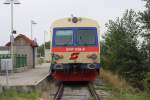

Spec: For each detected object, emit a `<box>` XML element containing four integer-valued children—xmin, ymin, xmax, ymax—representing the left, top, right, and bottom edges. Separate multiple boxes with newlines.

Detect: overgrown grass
<box><xmin>100</xmin><ymin>69</ymin><xmax>150</xmax><ymax>100</ymax></box>
<box><xmin>88</xmin><ymin>97</ymin><xmax>96</xmax><ymax>100</ymax></box>
<box><xmin>0</xmin><ymin>89</ymin><xmax>39</xmax><ymax>100</ymax></box>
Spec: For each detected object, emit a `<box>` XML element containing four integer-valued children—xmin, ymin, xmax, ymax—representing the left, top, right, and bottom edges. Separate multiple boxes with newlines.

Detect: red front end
<box><xmin>52</xmin><ymin>68</ymin><xmax>98</xmax><ymax>81</ymax></box>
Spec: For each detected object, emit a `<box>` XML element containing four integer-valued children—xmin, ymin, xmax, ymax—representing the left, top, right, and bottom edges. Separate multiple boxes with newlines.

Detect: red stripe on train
<box><xmin>51</xmin><ymin>46</ymin><xmax>99</xmax><ymax>52</ymax></box>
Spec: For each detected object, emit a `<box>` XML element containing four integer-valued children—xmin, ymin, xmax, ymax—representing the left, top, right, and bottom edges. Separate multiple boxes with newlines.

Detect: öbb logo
<box><xmin>69</xmin><ymin>53</ymin><xmax>80</xmax><ymax>60</ymax></box>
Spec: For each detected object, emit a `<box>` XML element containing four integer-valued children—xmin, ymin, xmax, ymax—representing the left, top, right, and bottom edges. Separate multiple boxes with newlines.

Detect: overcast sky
<box><xmin>0</xmin><ymin>0</ymin><xmax>145</xmax><ymax>45</ymax></box>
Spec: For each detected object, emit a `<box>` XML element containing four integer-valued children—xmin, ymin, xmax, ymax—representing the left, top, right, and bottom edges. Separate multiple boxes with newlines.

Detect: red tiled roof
<box><xmin>5</xmin><ymin>34</ymin><xmax>38</xmax><ymax>48</ymax></box>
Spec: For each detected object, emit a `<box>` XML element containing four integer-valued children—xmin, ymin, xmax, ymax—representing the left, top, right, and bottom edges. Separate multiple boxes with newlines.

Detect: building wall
<box><xmin>12</xmin><ymin>37</ymin><xmax>35</xmax><ymax>68</ymax></box>
<box><xmin>0</xmin><ymin>46</ymin><xmax>10</xmax><ymax>54</ymax></box>
<box><xmin>0</xmin><ymin>51</ymin><xmax>9</xmax><ymax>54</ymax></box>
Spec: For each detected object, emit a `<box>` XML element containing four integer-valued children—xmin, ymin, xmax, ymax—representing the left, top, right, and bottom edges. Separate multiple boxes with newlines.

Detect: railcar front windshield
<box><xmin>55</xmin><ymin>30</ymin><xmax>73</xmax><ymax>46</ymax></box>
<box><xmin>77</xmin><ymin>29</ymin><xmax>97</xmax><ymax>46</ymax></box>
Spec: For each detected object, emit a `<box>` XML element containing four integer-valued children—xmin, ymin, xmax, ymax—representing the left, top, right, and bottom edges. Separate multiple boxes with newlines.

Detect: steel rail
<box><xmin>88</xmin><ymin>83</ymin><xmax>101</xmax><ymax>100</ymax></box>
<box><xmin>54</xmin><ymin>83</ymin><xmax>64</xmax><ymax>100</ymax></box>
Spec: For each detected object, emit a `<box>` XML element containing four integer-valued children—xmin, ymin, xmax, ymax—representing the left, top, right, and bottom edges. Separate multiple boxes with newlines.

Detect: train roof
<box><xmin>51</xmin><ymin>17</ymin><xmax>100</xmax><ymax>28</ymax></box>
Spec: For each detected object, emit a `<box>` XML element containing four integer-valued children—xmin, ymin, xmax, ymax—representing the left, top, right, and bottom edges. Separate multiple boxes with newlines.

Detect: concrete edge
<box><xmin>1</xmin><ymin>74</ymin><xmax>50</xmax><ymax>93</ymax></box>
<box><xmin>35</xmin><ymin>73</ymin><xmax>49</xmax><ymax>86</ymax></box>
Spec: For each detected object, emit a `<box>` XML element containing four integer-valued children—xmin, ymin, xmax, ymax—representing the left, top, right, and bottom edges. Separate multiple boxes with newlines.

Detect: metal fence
<box><xmin>0</xmin><ymin>54</ymin><xmax>27</xmax><ymax>68</ymax></box>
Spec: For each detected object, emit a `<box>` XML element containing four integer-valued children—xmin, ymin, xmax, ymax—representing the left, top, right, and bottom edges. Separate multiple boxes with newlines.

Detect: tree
<box><xmin>37</xmin><ymin>41</ymin><xmax>50</xmax><ymax>57</ymax></box>
<box><xmin>102</xmin><ymin>9</ymin><xmax>146</xmax><ymax>88</ymax></box>
<box><xmin>139</xmin><ymin>0</ymin><xmax>150</xmax><ymax>67</ymax></box>
<box><xmin>138</xmin><ymin>0</ymin><xmax>150</xmax><ymax>90</ymax></box>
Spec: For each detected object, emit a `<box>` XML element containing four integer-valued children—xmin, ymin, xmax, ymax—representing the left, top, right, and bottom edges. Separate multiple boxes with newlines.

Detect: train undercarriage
<box><xmin>50</xmin><ymin>63</ymin><xmax>100</xmax><ymax>81</ymax></box>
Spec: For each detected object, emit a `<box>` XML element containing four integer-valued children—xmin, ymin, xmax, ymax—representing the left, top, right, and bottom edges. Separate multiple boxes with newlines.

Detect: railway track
<box><xmin>88</xmin><ymin>83</ymin><xmax>101</xmax><ymax>100</ymax></box>
<box><xmin>54</xmin><ymin>83</ymin><xmax>64</xmax><ymax>100</ymax></box>
<box><xmin>53</xmin><ymin>82</ymin><xmax>101</xmax><ymax>100</ymax></box>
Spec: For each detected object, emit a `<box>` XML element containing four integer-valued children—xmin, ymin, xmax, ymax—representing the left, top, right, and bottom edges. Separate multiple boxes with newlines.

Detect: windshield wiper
<box><xmin>78</xmin><ymin>43</ymin><xmax>88</xmax><ymax>46</ymax></box>
<box><xmin>63</xmin><ymin>39</ymin><xmax>72</xmax><ymax>46</ymax></box>
<box><xmin>64</xmin><ymin>43</ymin><xmax>70</xmax><ymax>46</ymax></box>
<box><xmin>83</xmin><ymin>43</ymin><xmax>88</xmax><ymax>46</ymax></box>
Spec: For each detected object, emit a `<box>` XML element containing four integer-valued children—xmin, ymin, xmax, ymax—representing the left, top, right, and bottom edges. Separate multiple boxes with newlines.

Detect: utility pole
<box><xmin>31</xmin><ymin>20</ymin><xmax>37</xmax><ymax>40</ymax></box>
<box><xmin>4</xmin><ymin>0</ymin><xmax>21</xmax><ymax>70</ymax></box>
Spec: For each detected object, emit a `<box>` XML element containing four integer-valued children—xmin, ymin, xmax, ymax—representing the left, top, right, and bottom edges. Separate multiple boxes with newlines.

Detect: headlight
<box><xmin>87</xmin><ymin>64</ymin><xmax>96</xmax><ymax>69</ymax></box>
<box><xmin>72</xmin><ymin>17</ymin><xmax>78</xmax><ymax>23</ymax></box>
<box><xmin>54</xmin><ymin>64</ymin><xmax>63</xmax><ymax>70</ymax></box>
<box><xmin>87</xmin><ymin>54</ymin><xmax>97</xmax><ymax>60</ymax></box>
<box><xmin>52</xmin><ymin>53</ymin><xmax>63</xmax><ymax>60</ymax></box>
